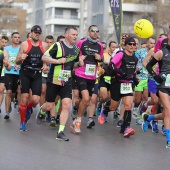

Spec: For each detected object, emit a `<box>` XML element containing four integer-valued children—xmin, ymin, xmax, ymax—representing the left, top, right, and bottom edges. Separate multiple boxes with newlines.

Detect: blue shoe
<box><xmin>141</xmin><ymin>112</ymin><xmax>149</xmax><ymax>132</ymax></box>
<box><xmin>150</xmin><ymin>120</ymin><xmax>159</xmax><ymax>133</ymax></box>
<box><xmin>166</xmin><ymin>141</ymin><xmax>170</xmax><ymax>149</ymax></box>
<box><xmin>20</xmin><ymin>122</ymin><xmax>27</xmax><ymax>131</ymax></box>
<box><xmin>162</xmin><ymin>125</ymin><xmax>166</xmax><ymax>135</ymax></box>
<box><xmin>25</xmin><ymin>108</ymin><xmax>32</xmax><ymax>123</ymax></box>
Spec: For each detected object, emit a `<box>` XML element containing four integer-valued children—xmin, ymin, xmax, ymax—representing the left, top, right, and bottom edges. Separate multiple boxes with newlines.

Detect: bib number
<box><xmin>120</xmin><ymin>83</ymin><xmax>133</xmax><ymax>94</ymax></box>
<box><xmin>85</xmin><ymin>64</ymin><xmax>96</xmax><ymax>76</ymax></box>
<box><xmin>165</xmin><ymin>74</ymin><xmax>170</xmax><ymax>87</ymax></box>
<box><xmin>58</xmin><ymin>70</ymin><xmax>71</xmax><ymax>82</ymax></box>
<box><xmin>9</xmin><ymin>57</ymin><xmax>16</xmax><ymax>66</ymax></box>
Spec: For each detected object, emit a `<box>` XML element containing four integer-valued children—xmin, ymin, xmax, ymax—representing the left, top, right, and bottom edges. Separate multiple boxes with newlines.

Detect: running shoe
<box><xmin>96</xmin><ymin>103</ymin><xmax>102</xmax><ymax>115</ymax></box>
<box><xmin>87</xmin><ymin>118</ymin><xmax>95</xmax><ymax>128</ymax></box>
<box><xmin>25</xmin><ymin>108</ymin><xmax>32</xmax><ymax>123</ymax></box>
<box><xmin>71</xmin><ymin>107</ymin><xmax>78</xmax><ymax>119</ymax></box>
<box><xmin>124</xmin><ymin>127</ymin><xmax>135</xmax><ymax>138</ymax></box>
<box><xmin>135</xmin><ymin>115</ymin><xmax>143</xmax><ymax>125</ymax></box>
<box><xmin>141</xmin><ymin>112</ymin><xmax>149</xmax><ymax>132</ymax></box>
<box><xmin>36</xmin><ymin>109</ymin><xmax>44</xmax><ymax>124</ymax></box>
<box><xmin>4</xmin><ymin>113</ymin><xmax>10</xmax><ymax>120</ymax></box>
<box><xmin>113</xmin><ymin>109</ymin><xmax>119</xmax><ymax>120</ymax></box>
<box><xmin>20</xmin><ymin>122</ymin><xmax>27</xmax><ymax>131</ymax></box>
<box><xmin>162</xmin><ymin>125</ymin><xmax>166</xmax><ymax>135</ymax></box>
<box><xmin>150</xmin><ymin>120</ymin><xmax>159</xmax><ymax>133</ymax></box>
<box><xmin>104</xmin><ymin>117</ymin><xmax>108</xmax><ymax>123</ymax></box>
<box><xmin>56</xmin><ymin>131</ymin><xmax>69</xmax><ymax>141</ymax></box>
<box><xmin>140</xmin><ymin>101</ymin><xmax>147</xmax><ymax>115</ymax></box>
<box><xmin>70</xmin><ymin>119</ymin><xmax>81</xmax><ymax>134</ymax></box>
<box><xmin>0</xmin><ymin>108</ymin><xmax>1</xmax><ymax>113</ymax></box>
<box><xmin>98</xmin><ymin>111</ymin><xmax>106</xmax><ymax>125</ymax></box>
<box><xmin>166</xmin><ymin>141</ymin><xmax>170</xmax><ymax>149</ymax></box>
<box><xmin>45</xmin><ymin>111</ymin><xmax>51</xmax><ymax>123</ymax></box>
<box><xmin>117</xmin><ymin>120</ymin><xmax>124</xmax><ymax>128</ymax></box>
<box><xmin>50</xmin><ymin>117</ymin><xmax>56</xmax><ymax>127</ymax></box>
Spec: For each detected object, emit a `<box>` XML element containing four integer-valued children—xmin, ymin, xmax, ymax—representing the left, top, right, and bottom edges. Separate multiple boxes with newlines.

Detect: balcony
<box><xmin>45</xmin><ymin>15</ymin><xmax>79</xmax><ymax>25</ymax></box>
<box><xmin>45</xmin><ymin>0</ymin><xmax>80</xmax><ymax>9</ymax></box>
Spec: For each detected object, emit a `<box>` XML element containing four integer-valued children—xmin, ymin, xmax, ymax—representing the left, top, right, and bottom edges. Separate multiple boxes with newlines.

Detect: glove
<box><xmin>153</xmin><ymin>75</ymin><xmax>163</xmax><ymax>83</ymax></box>
<box><xmin>133</xmin><ymin>77</ymin><xmax>139</xmax><ymax>86</ymax></box>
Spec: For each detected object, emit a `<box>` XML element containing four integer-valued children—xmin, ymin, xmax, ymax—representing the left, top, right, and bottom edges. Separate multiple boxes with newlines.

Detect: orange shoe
<box><xmin>124</xmin><ymin>127</ymin><xmax>135</xmax><ymax>138</ymax></box>
<box><xmin>70</xmin><ymin>119</ymin><xmax>81</xmax><ymax>134</ymax></box>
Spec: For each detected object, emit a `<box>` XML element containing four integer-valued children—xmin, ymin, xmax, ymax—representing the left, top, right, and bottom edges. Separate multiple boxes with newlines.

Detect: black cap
<box><xmin>124</xmin><ymin>37</ymin><xmax>136</xmax><ymax>45</ymax></box>
<box><xmin>31</xmin><ymin>25</ymin><xmax>42</xmax><ymax>34</ymax></box>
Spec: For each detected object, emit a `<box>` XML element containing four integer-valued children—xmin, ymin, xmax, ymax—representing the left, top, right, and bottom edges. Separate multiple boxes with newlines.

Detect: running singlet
<box><xmin>44</xmin><ymin>41</ymin><xmax>79</xmax><ymax>85</ymax></box>
<box><xmin>21</xmin><ymin>39</ymin><xmax>44</xmax><ymax>71</ymax></box>
<box><xmin>157</xmin><ymin>47</ymin><xmax>170</xmax><ymax>88</ymax></box>
<box><xmin>4</xmin><ymin>45</ymin><xmax>20</xmax><ymax>75</ymax></box>
<box><xmin>75</xmin><ymin>38</ymin><xmax>104</xmax><ymax>80</ymax></box>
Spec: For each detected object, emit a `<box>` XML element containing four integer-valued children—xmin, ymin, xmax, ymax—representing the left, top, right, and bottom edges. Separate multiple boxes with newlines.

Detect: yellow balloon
<box><xmin>134</xmin><ymin>19</ymin><xmax>154</xmax><ymax>38</ymax></box>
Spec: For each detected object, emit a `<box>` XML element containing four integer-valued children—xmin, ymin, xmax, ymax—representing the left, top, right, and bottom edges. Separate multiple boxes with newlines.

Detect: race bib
<box><xmin>165</xmin><ymin>74</ymin><xmax>170</xmax><ymax>87</ymax></box>
<box><xmin>120</xmin><ymin>83</ymin><xmax>133</xmax><ymax>94</ymax></box>
<box><xmin>85</xmin><ymin>64</ymin><xmax>96</xmax><ymax>76</ymax></box>
<box><xmin>104</xmin><ymin>76</ymin><xmax>111</xmax><ymax>84</ymax></box>
<box><xmin>9</xmin><ymin>57</ymin><xmax>16</xmax><ymax>66</ymax></box>
<box><xmin>58</xmin><ymin>70</ymin><xmax>71</xmax><ymax>82</ymax></box>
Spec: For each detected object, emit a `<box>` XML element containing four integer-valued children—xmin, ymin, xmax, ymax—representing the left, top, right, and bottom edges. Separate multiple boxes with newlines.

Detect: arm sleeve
<box><xmin>146</xmin><ymin>57</ymin><xmax>158</xmax><ymax>76</ymax></box>
<box><xmin>154</xmin><ymin>38</ymin><xmax>164</xmax><ymax>53</ymax></box>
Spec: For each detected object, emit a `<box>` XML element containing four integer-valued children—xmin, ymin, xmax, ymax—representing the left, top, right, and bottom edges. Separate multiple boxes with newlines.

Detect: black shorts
<box><xmin>110</xmin><ymin>81</ymin><xmax>133</xmax><ymax>101</ymax></box>
<box><xmin>0</xmin><ymin>76</ymin><xmax>5</xmax><ymax>83</ymax></box>
<box><xmin>46</xmin><ymin>82</ymin><xmax>72</xmax><ymax>102</ymax></box>
<box><xmin>158</xmin><ymin>88</ymin><xmax>170</xmax><ymax>97</ymax></box>
<box><xmin>99</xmin><ymin>75</ymin><xmax>111</xmax><ymax>91</ymax></box>
<box><xmin>93</xmin><ymin>83</ymin><xmax>99</xmax><ymax>95</ymax></box>
<box><xmin>72</xmin><ymin>73</ymin><xmax>78</xmax><ymax>90</ymax></box>
<box><xmin>20</xmin><ymin>70</ymin><xmax>42</xmax><ymax>96</ymax></box>
<box><xmin>75</xmin><ymin>75</ymin><xmax>95</xmax><ymax>98</ymax></box>
<box><xmin>5</xmin><ymin>74</ymin><xmax>19</xmax><ymax>93</ymax></box>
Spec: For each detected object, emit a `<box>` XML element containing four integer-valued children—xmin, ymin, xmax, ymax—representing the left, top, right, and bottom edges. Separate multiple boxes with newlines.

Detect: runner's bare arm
<box><xmin>15</xmin><ymin>41</ymin><xmax>28</xmax><ymax>65</ymax></box>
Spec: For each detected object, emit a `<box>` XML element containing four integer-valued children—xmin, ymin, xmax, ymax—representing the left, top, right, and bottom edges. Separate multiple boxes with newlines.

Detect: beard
<box><xmin>32</xmin><ymin>37</ymin><xmax>39</xmax><ymax>43</ymax></box>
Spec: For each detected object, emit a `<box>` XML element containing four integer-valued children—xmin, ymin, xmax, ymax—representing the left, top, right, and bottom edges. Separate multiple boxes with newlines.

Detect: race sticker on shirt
<box><xmin>165</xmin><ymin>74</ymin><xmax>170</xmax><ymax>87</ymax></box>
<box><xmin>9</xmin><ymin>57</ymin><xmax>16</xmax><ymax>66</ymax></box>
<box><xmin>58</xmin><ymin>70</ymin><xmax>71</xmax><ymax>82</ymax></box>
<box><xmin>120</xmin><ymin>83</ymin><xmax>133</xmax><ymax>94</ymax></box>
<box><xmin>85</xmin><ymin>64</ymin><xmax>96</xmax><ymax>76</ymax></box>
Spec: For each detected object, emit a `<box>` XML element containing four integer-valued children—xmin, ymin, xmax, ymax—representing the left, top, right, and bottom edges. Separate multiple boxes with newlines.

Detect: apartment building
<box><xmin>0</xmin><ymin>0</ymin><xmax>28</xmax><ymax>40</ymax></box>
<box><xmin>27</xmin><ymin>0</ymin><xmax>80</xmax><ymax>39</ymax></box>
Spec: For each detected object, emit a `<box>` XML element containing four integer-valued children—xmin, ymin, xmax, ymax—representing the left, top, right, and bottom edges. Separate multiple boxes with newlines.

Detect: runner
<box><xmin>16</xmin><ymin>25</ymin><xmax>48</xmax><ymax>131</ymax></box>
<box><xmin>70</xmin><ymin>25</ymin><xmax>104</xmax><ymax>134</ymax></box>
<box><xmin>3</xmin><ymin>32</ymin><xmax>20</xmax><ymax>120</ymax></box>
<box><xmin>36</xmin><ymin>26</ymin><xmax>79</xmax><ymax>141</ymax></box>
<box><xmin>99</xmin><ymin>37</ymin><xmax>138</xmax><ymax>138</ymax></box>
<box><xmin>144</xmin><ymin>31</ymin><xmax>170</xmax><ymax>148</ymax></box>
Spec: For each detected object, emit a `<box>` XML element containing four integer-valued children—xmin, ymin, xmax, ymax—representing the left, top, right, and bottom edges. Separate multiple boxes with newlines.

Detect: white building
<box><xmin>27</xmin><ymin>0</ymin><xmax>80</xmax><ymax>39</ymax></box>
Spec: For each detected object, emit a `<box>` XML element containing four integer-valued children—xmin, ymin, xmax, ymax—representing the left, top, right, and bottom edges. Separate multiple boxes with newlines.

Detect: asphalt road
<box><xmin>0</xmin><ymin>102</ymin><xmax>170</xmax><ymax>170</ymax></box>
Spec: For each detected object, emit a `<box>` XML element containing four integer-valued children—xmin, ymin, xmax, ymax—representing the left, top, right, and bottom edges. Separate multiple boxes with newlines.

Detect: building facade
<box><xmin>0</xmin><ymin>0</ymin><xmax>28</xmax><ymax>40</ymax></box>
<box><xmin>27</xmin><ymin>0</ymin><xmax>80</xmax><ymax>40</ymax></box>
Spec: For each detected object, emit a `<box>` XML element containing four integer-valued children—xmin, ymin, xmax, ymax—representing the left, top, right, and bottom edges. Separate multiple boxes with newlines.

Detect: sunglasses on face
<box><xmin>128</xmin><ymin>42</ymin><xmax>136</xmax><ymax>46</ymax></box>
<box><xmin>91</xmin><ymin>29</ymin><xmax>99</xmax><ymax>33</ymax></box>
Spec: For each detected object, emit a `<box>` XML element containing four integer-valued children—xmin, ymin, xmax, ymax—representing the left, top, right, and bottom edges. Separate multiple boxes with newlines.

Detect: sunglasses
<box><xmin>91</xmin><ymin>29</ymin><xmax>99</xmax><ymax>33</ymax></box>
<box><xmin>128</xmin><ymin>42</ymin><xmax>136</xmax><ymax>46</ymax></box>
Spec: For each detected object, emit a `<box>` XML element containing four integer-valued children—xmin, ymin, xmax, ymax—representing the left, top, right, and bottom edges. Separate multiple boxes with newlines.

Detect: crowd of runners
<box><xmin>0</xmin><ymin>24</ymin><xmax>170</xmax><ymax>149</ymax></box>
